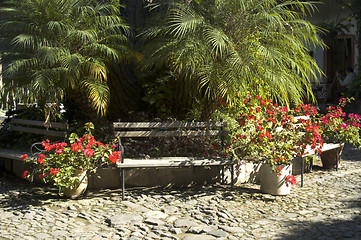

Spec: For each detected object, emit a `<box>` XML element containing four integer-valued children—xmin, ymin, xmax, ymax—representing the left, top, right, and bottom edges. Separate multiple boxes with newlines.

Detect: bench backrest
<box><xmin>10</xmin><ymin>118</ymin><xmax>68</xmax><ymax>138</ymax></box>
<box><xmin>113</xmin><ymin>122</ymin><xmax>228</xmax><ymax>138</ymax></box>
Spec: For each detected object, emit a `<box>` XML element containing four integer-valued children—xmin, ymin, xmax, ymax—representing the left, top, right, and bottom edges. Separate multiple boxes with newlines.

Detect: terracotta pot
<box><xmin>260</xmin><ymin>164</ymin><xmax>292</xmax><ymax>196</ymax></box>
<box><xmin>61</xmin><ymin>169</ymin><xmax>88</xmax><ymax>198</ymax></box>
<box><xmin>320</xmin><ymin>145</ymin><xmax>344</xmax><ymax>169</ymax></box>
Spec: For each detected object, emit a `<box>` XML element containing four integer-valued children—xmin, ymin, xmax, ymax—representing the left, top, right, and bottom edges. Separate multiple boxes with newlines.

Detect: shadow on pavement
<box><xmin>279</xmin><ymin>215</ymin><xmax>361</xmax><ymax>239</ymax></box>
<box><xmin>279</xmin><ymin>197</ymin><xmax>361</xmax><ymax>239</ymax></box>
<box><xmin>0</xmin><ymin>174</ymin><xmax>61</xmax><ymax>210</ymax></box>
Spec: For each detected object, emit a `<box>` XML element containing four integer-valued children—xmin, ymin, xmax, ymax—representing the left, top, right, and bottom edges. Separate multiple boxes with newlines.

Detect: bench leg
<box><xmin>231</xmin><ymin>164</ymin><xmax>234</xmax><ymax>189</ymax></box>
<box><xmin>336</xmin><ymin>148</ymin><xmax>340</xmax><ymax>171</ymax></box>
<box><xmin>221</xmin><ymin>166</ymin><xmax>224</xmax><ymax>184</ymax></box>
<box><xmin>121</xmin><ymin>169</ymin><xmax>125</xmax><ymax>200</ymax></box>
<box><xmin>301</xmin><ymin>157</ymin><xmax>304</xmax><ymax>187</ymax></box>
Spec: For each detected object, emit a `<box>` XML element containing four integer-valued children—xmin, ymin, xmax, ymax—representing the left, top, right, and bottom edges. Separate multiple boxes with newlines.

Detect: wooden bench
<box><xmin>300</xmin><ymin>142</ymin><xmax>343</xmax><ymax>187</ymax></box>
<box><xmin>0</xmin><ymin>118</ymin><xmax>68</xmax><ymax>175</ymax></box>
<box><xmin>292</xmin><ymin>116</ymin><xmax>344</xmax><ymax>186</ymax></box>
<box><xmin>113</xmin><ymin>121</ymin><xmax>235</xmax><ymax>199</ymax></box>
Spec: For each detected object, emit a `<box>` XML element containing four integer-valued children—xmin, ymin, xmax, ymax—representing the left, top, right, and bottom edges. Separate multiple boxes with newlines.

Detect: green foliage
<box><xmin>319</xmin><ymin>97</ymin><xmax>361</xmax><ymax>148</ymax></box>
<box><xmin>0</xmin><ymin>0</ymin><xmax>131</xmax><ymax>116</ymax></box>
<box><xmin>140</xmin><ymin>0</ymin><xmax>324</xmax><ymax>119</ymax></box>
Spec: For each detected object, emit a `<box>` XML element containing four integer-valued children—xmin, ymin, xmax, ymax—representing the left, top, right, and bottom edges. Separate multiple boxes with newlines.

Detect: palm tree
<box><xmin>140</xmin><ymin>0</ymin><xmax>324</xmax><ymax>119</ymax></box>
<box><xmin>0</xmin><ymin>0</ymin><xmax>131</xmax><ymax>117</ymax></box>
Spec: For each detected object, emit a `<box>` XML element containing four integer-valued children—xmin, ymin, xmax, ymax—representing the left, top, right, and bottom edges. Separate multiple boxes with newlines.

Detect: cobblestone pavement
<box><xmin>1</xmin><ymin>144</ymin><xmax>361</xmax><ymax>240</ymax></box>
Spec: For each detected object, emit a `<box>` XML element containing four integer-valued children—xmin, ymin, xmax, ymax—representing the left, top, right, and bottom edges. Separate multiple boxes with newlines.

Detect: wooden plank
<box><xmin>115</xmin><ymin>130</ymin><xmax>228</xmax><ymax>138</ymax></box>
<box><xmin>302</xmin><ymin>142</ymin><xmax>343</xmax><ymax>157</ymax></box>
<box><xmin>11</xmin><ymin>118</ymin><xmax>68</xmax><ymax>129</ymax></box>
<box><xmin>116</xmin><ymin>157</ymin><xmax>235</xmax><ymax>168</ymax></box>
<box><xmin>321</xmin><ymin>143</ymin><xmax>343</xmax><ymax>152</ymax></box>
<box><xmin>0</xmin><ymin>148</ymin><xmax>25</xmax><ymax>161</ymax></box>
<box><xmin>10</xmin><ymin>126</ymin><xmax>67</xmax><ymax>137</ymax></box>
<box><xmin>113</xmin><ymin>122</ymin><xmax>227</xmax><ymax>129</ymax></box>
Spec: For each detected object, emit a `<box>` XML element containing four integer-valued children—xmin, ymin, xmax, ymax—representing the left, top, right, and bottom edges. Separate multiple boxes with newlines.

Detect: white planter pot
<box><xmin>260</xmin><ymin>164</ymin><xmax>292</xmax><ymax>195</ymax></box>
<box><xmin>61</xmin><ymin>169</ymin><xmax>88</xmax><ymax>199</ymax></box>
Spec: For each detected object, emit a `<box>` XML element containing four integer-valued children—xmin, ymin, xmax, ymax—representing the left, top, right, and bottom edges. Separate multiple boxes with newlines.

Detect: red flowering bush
<box><xmin>21</xmin><ymin>122</ymin><xmax>121</xmax><ymax>190</ymax></box>
<box><xmin>221</xmin><ymin>94</ymin><xmax>323</xmax><ymax>172</ymax></box>
<box><xmin>285</xmin><ymin>175</ymin><xmax>297</xmax><ymax>187</ymax></box>
<box><xmin>319</xmin><ymin>97</ymin><xmax>361</xmax><ymax>148</ymax></box>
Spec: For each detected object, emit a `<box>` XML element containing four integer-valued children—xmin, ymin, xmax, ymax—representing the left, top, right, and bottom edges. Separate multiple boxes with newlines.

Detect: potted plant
<box><xmin>21</xmin><ymin>122</ymin><xmax>121</xmax><ymax>198</ymax></box>
<box><xmin>223</xmin><ymin>94</ymin><xmax>323</xmax><ymax>195</ymax></box>
<box><xmin>318</xmin><ymin>97</ymin><xmax>361</xmax><ymax>168</ymax></box>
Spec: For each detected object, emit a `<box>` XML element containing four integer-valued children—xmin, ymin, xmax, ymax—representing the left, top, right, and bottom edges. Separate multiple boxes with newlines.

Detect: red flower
<box><xmin>84</xmin><ymin>148</ymin><xmax>94</xmax><ymax>157</ymax></box>
<box><xmin>22</xmin><ymin>170</ymin><xmax>29</xmax><ymax>179</ymax></box>
<box><xmin>285</xmin><ymin>175</ymin><xmax>297</xmax><ymax>186</ymax></box>
<box><xmin>50</xmin><ymin>168</ymin><xmax>60</xmax><ymax>175</ymax></box>
<box><xmin>265</xmin><ymin>131</ymin><xmax>272</xmax><ymax>140</ymax></box>
<box><xmin>38</xmin><ymin>173</ymin><xmax>46</xmax><ymax>180</ymax></box>
<box><xmin>71</xmin><ymin>143</ymin><xmax>81</xmax><ymax>153</ymax></box>
<box><xmin>37</xmin><ymin>154</ymin><xmax>45</xmax><ymax>164</ymax></box>
<box><xmin>56</xmin><ymin>149</ymin><xmax>64</xmax><ymax>154</ymax></box>
<box><xmin>21</xmin><ymin>154</ymin><xmax>28</xmax><ymax>161</ymax></box>
<box><xmin>108</xmin><ymin>151</ymin><xmax>121</xmax><ymax>164</ymax></box>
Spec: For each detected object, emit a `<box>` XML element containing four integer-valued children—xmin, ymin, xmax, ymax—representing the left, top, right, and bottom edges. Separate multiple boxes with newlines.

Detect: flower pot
<box><xmin>260</xmin><ymin>164</ymin><xmax>292</xmax><ymax>195</ymax></box>
<box><xmin>320</xmin><ymin>144</ymin><xmax>344</xmax><ymax>169</ymax></box>
<box><xmin>61</xmin><ymin>170</ymin><xmax>88</xmax><ymax>199</ymax></box>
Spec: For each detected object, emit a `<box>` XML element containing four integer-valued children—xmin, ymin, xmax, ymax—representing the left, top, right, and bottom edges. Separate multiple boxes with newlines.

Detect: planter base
<box><xmin>260</xmin><ymin>164</ymin><xmax>292</xmax><ymax>196</ymax></box>
<box><xmin>320</xmin><ymin>145</ymin><xmax>344</xmax><ymax>169</ymax></box>
<box><xmin>61</xmin><ymin>170</ymin><xmax>88</xmax><ymax>199</ymax></box>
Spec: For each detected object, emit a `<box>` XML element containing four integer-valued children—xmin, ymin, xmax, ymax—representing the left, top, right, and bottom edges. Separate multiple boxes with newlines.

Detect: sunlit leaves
<box><xmin>0</xmin><ymin>0</ymin><xmax>131</xmax><ymax>115</ymax></box>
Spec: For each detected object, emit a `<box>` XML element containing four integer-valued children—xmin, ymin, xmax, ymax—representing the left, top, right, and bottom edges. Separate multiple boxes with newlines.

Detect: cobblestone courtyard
<box><xmin>0</xmin><ymin>144</ymin><xmax>361</xmax><ymax>240</ymax></box>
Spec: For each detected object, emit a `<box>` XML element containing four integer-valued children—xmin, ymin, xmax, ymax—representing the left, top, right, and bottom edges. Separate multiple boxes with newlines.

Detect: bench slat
<box><xmin>115</xmin><ymin>130</ymin><xmax>228</xmax><ymax>138</ymax></box>
<box><xmin>11</xmin><ymin>118</ymin><xmax>68</xmax><ymax>129</ymax></box>
<box><xmin>11</xmin><ymin>126</ymin><xmax>67</xmax><ymax>137</ymax></box>
<box><xmin>0</xmin><ymin>148</ymin><xmax>24</xmax><ymax>161</ymax></box>
<box><xmin>302</xmin><ymin>143</ymin><xmax>343</xmax><ymax>157</ymax></box>
<box><xmin>113</xmin><ymin>122</ymin><xmax>227</xmax><ymax>129</ymax></box>
<box><xmin>116</xmin><ymin>157</ymin><xmax>234</xmax><ymax>168</ymax></box>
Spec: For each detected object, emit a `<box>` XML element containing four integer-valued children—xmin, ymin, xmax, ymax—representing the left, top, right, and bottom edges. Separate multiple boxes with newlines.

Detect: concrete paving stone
<box><xmin>219</xmin><ymin>225</ymin><xmax>246</xmax><ymax>233</ymax></box>
<box><xmin>169</xmin><ymin>227</ymin><xmax>183</xmax><ymax>234</ymax></box>
<box><xmin>182</xmin><ymin>234</ymin><xmax>216</xmax><ymax>240</ymax></box>
<box><xmin>207</xmin><ymin>229</ymin><xmax>229</xmax><ymax>237</ymax></box>
<box><xmin>33</xmin><ymin>233</ymin><xmax>51</xmax><ymax>239</ymax></box>
<box><xmin>144</xmin><ymin>217</ymin><xmax>165</xmax><ymax>226</ymax></box>
<box><xmin>144</xmin><ymin>210</ymin><xmax>168</xmax><ymax>219</ymax></box>
<box><xmin>173</xmin><ymin>218</ymin><xmax>199</xmax><ymax>228</ymax></box>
